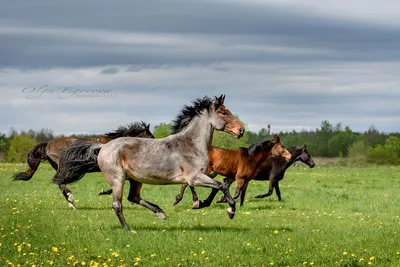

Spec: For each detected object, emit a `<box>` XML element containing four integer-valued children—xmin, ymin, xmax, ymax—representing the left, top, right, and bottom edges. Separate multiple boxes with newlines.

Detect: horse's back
<box><xmin>98</xmin><ymin>137</ymin><xmax>186</xmax><ymax>184</ymax></box>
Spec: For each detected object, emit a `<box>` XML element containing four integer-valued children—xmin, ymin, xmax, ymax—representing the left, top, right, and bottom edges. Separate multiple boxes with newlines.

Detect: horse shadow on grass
<box><xmin>109</xmin><ymin>224</ymin><xmax>247</xmax><ymax>232</ymax></box>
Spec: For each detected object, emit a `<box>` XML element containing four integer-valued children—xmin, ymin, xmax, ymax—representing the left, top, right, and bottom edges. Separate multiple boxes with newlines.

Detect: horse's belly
<box><xmin>127</xmin><ymin>168</ymin><xmax>185</xmax><ymax>185</ymax></box>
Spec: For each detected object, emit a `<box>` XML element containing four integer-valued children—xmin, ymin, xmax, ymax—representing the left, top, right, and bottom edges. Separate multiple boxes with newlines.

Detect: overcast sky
<box><xmin>1</xmin><ymin>0</ymin><xmax>399</xmax><ymax>136</ymax></box>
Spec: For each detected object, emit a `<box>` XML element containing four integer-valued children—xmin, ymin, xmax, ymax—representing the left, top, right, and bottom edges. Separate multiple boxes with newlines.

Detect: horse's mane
<box><xmin>103</xmin><ymin>121</ymin><xmax>149</xmax><ymax>138</ymax></box>
<box><xmin>171</xmin><ymin>96</ymin><xmax>213</xmax><ymax>134</ymax></box>
<box><xmin>247</xmin><ymin>139</ymin><xmax>274</xmax><ymax>155</ymax></box>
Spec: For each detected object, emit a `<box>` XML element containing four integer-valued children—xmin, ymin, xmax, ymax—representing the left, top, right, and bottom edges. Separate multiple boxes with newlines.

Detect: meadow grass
<box><xmin>0</xmin><ymin>162</ymin><xmax>399</xmax><ymax>266</ymax></box>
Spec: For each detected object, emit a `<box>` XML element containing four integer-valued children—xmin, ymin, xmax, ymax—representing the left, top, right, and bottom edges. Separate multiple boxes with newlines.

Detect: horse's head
<box><xmin>262</xmin><ymin>134</ymin><xmax>291</xmax><ymax>160</ymax></box>
<box><xmin>211</xmin><ymin>95</ymin><xmax>244</xmax><ymax>139</ymax></box>
<box><xmin>300</xmin><ymin>145</ymin><xmax>315</xmax><ymax>168</ymax></box>
<box><xmin>137</xmin><ymin>122</ymin><xmax>155</xmax><ymax>139</ymax></box>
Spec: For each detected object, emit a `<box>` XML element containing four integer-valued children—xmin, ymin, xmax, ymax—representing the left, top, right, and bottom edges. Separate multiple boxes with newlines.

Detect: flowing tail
<box><xmin>53</xmin><ymin>141</ymin><xmax>102</xmax><ymax>185</ymax></box>
<box><xmin>13</xmin><ymin>142</ymin><xmax>48</xmax><ymax>181</ymax></box>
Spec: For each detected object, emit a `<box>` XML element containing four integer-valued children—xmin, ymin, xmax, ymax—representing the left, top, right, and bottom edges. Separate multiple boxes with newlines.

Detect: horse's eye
<box><xmin>220</xmin><ymin>110</ymin><xmax>227</xmax><ymax>115</ymax></box>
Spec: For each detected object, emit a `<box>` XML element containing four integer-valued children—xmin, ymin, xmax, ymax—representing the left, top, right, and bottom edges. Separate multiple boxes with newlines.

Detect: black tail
<box><xmin>13</xmin><ymin>142</ymin><xmax>48</xmax><ymax>181</ymax></box>
<box><xmin>53</xmin><ymin>141</ymin><xmax>102</xmax><ymax>185</ymax></box>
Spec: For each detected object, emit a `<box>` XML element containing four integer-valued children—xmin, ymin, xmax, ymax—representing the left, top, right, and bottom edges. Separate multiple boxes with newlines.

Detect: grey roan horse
<box><xmin>55</xmin><ymin>95</ymin><xmax>244</xmax><ymax>230</ymax></box>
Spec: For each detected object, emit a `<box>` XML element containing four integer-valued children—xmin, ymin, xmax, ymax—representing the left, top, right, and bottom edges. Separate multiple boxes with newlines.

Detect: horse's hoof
<box><xmin>192</xmin><ymin>200</ymin><xmax>200</xmax><ymax>209</ymax></box>
<box><xmin>68</xmin><ymin>203</ymin><xmax>77</xmax><ymax>210</ymax></box>
<box><xmin>156</xmin><ymin>212</ymin><xmax>167</xmax><ymax>220</ymax></box>
<box><xmin>227</xmin><ymin>207</ymin><xmax>235</xmax><ymax>219</ymax></box>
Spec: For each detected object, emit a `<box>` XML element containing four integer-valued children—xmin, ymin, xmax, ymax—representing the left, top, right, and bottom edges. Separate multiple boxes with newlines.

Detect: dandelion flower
<box><xmin>343</xmin><ymin>252</ymin><xmax>348</xmax><ymax>256</ymax></box>
<box><xmin>52</xmin><ymin>247</ymin><xmax>59</xmax><ymax>253</ymax></box>
<box><xmin>151</xmin><ymin>254</ymin><xmax>157</xmax><ymax>257</ymax></box>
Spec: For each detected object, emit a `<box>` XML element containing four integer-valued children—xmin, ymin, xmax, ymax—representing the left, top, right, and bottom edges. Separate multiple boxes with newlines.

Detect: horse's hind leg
<box><xmin>98</xmin><ymin>188</ymin><xmax>113</xmax><ymax>195</ymax></box>
<box><xmin>58</xmin><ymin>184</ymin><xmax>77</xmax><ymax>210</ymax></box>
<box><xmin>127</xmin><ymin>179</ymin><xmax>167</xmax><ymax>220</ymax></box>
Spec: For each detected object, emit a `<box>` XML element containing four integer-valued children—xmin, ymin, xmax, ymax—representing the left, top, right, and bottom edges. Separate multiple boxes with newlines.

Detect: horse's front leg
<box><xmin>239</xmin><ymin>181</ymin><xmax>249</xmax><ymax>207</ymax></box>
<box><xmin>275</xmin><ymin>182</ymin><xmax>282</xmax><ymax>201</ymax></box>
<box><xmin>216</xmin><ymin>177</ymin><xmax>235</xmax><ymax>203</ymax></box>
<box><xmin>254</xmin><ymin>178</ymin><xmax>275</xmax><ymax>199</ymax></box>
<box><xmin>190</xmin><ymin>173</ymin><xmax>236</xmax><ymax>219</ymax></box>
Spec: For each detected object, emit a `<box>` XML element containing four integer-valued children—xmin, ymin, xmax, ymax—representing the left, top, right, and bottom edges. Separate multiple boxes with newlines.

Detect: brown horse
<box><xmin>173</xmin><ymin>135</ymin><xmax>291</xmax><ymax>207</ymax></box>
<box><xmin>219</xmin><ymin>145</ymin><xmax>315</xmax><ymax>204</ymax></box>
<box><xmin>13</xmin><ymin>121</ymin><xmax>154</xmax><ymax>181</ymax></box>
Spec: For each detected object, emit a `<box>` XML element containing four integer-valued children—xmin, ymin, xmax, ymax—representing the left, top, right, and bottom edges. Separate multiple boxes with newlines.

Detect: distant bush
<box><xmin>339</xmin><ymin>140</ymin><xmax>369</xmax><ymax>166</ymax></box>
<box><xmin>368</xmin><ymin>136</ymin><xmax>400</xmax><ymax>165</ymax></box>
<box><xmin>6</xmin><ymin>135</ymin><xmax>37</xmax><ymax>163</ymax></box>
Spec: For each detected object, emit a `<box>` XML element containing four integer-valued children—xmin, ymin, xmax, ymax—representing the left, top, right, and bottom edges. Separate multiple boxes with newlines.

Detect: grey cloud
<box><xmin>101</xmin><ymin>67</ymin><xmax>119</xmax><ymax>75</ymax></box>
<box><xmin>1</xmin><ymin>1</ymin><xmax>400</xmax><ymax>70</ymax></box>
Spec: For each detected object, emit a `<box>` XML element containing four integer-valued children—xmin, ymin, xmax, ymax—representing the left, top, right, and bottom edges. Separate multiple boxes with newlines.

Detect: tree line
<box><xmin>1</xmin><ymin>119</ymin><xmax>399</xmax><ymax>165</ymax></box>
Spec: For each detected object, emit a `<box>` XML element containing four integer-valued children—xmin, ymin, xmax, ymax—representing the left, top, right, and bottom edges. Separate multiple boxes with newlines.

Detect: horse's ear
<box><xmin>214</xmin><ymin>94</ymin><xmax>225</xmax><ymax>109</ymax></box>
<box><xmin>147</xmin><ymin>123</ymin><xmax>150</xmax><ymax>129</ymax></box>
<box><xmin>220</xmin><ymin>94</ymin><xmax>225</xmax><ymax>105</ymax></box>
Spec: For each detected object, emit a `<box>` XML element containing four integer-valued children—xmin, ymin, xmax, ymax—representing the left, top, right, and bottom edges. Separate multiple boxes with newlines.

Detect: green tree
<box><xmin>0</xmin><ymin>133</ymin><xmax>10</xmax><ymax>153</ymax></box>
<box><xmin>212</xmin><ymin>115</ymin><xmax>249</xmax><ymax>149</ymax></box>
<box><xmin>364</xmin><ymin>124</ymin><xmax>386</xmax><ymax>147</ymax></box>
<box><xmin>6</xmin><ymin>134</ymin><xmax>37</xmax><ymax>163</ymax></box>
<box><xmin>153</xmin><ymin>123</ymin><xmax>172</xmax><ymax>138</ymax></box>
<box><xmin>328</xmin><ymin>127</ymin><xmax>360</xmax><ymax>157</ymax></box>
<box><xmin>368</xmin><ymin>135</ymin><xmax>400</xmax><ymax>165</ymax></box>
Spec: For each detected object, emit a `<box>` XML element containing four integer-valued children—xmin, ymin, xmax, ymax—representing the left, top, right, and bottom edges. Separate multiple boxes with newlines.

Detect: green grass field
<box><xmin>0</xmin><ymin>162</ymin><xmax>399</xmax><ymax>266</ymax></box>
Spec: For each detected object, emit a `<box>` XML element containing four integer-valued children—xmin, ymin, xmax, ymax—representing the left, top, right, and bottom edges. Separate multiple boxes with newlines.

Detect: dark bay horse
<box><xmin>251</xmin><ymin>145</ymin><xmax>315</xmax><ymax>201</ymax></box>
<box><xmin>13</xmin><ymin>121</ymin><xmax>154</xmax><ymax>181</ymax></box>
<box><xmin>54</xmin><ymin>95</ymin><xmax>244</xmax><ymax>230</ymax></box>
<box><xmin>173</xmin><ymin>135</ymin><xmax>292</xmax><ymax>207</ymax></box>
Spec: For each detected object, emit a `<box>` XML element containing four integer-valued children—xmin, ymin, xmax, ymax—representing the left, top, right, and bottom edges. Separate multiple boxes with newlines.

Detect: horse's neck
<box><xmin>180</xmin><ymin>115</ymin><xmax>214</xmax><ymax>152</ymax></box>
<box><xmin>284</xmin><ymin>148</ymin><xmax>302</xmax><ymax>170</ymax></box>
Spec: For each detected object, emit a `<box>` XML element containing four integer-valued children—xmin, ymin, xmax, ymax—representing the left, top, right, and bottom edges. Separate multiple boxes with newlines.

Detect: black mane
<box><xmin>247</xmin><ymin>139</ymin><xmax>273</xmax><ymax>155</ymax></box>
<box><xmin>171</xmin><ymin>96</ymin><xmax>213</xmax><ymax>134</ymax></box>
<box><xmin>104</xmin><ymin>121</ymin><xmax>149</xmax><ymax>138</ymax></box>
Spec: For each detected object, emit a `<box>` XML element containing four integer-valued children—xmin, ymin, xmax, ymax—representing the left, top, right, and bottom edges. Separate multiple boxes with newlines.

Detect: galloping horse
<box><xmin>13</xmin><ymin>121</ymin><xmax>154</xmax><ymax>181</ymax></box>
<box><xmin>13</xmin><ymin>122</ymin><xmax>154</xmax><ymax>209</ymax></box>
<box><xmin>218</xmin><ymin>145</ymin><xmax>315</xmax><ymax>204</ymax></box>
<box><xmin>54</xmin><ymin>95</ymin><xmax>244</xmax><ymax>230</ymax></box>
<box><xmin>251</xmin><ymin>145</ymin><xmax>315</xmax><ymax>201</ymax></box>
<box><xmin>173</xmin><ymin>135</ymin><xmax>292</xmax><ymax>207</ymax></box>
